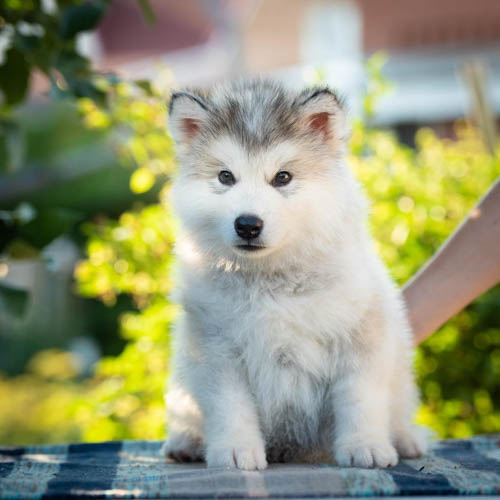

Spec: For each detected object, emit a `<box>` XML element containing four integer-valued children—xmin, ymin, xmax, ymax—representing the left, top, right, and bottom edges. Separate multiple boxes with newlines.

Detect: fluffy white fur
<box><xmin>162</xmin><ymin>80</ymin><xmax>427</xmax><ymax>470</ymax></box>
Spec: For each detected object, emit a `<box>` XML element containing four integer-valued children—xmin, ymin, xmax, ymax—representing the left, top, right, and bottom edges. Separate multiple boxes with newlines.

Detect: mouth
<box><xmin>235</xmin><ymin>244</ymin><xmax>266</xmax><ymax>252</ymax></box>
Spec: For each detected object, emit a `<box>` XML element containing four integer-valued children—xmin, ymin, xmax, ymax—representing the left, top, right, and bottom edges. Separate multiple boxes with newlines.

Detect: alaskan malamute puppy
<box><xmin>162</xmin><ymin>79</ymin><xmax>426</xmax><ymax>470</ymax></box>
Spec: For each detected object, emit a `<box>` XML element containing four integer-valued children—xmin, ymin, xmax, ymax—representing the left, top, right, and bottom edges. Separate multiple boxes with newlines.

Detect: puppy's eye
<box><xmin>218</xmin><ymin>170</ymin><xmax>235</xmax><ymax>186</ymax></box>
<box><xmin>272</xmin><ymin>171</ymin><xmax>292</xmax><ymax>187</ymax></box>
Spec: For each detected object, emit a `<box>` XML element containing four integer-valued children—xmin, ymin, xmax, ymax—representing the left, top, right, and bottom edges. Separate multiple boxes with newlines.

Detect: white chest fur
<box><xmin>181</xmin><ymin>263</ymin><xmax>373</xmax><ymax>438</ymax></box>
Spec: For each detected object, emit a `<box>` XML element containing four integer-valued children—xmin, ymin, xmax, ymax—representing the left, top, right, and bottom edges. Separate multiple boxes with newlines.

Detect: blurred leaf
<box><xmin>56</xmin><ymin>49</ymin><xmax>90</xmax><ymax>76</ymax></box>
<box><xmin>134</xmin><ymin>79</ymin><xmax>154</xmax><ymax>96</ymax></box>
<box><xmin>0</xmin><ymin>47</ymin><xmax>30</xmax><ymax>106</ymax></box>
<box><xmin>66</xmin><ymin>76</ymin><xmax>107</xmax><ymax>106</ymax></box>
<box><xmin>5</xmin><ymin>238</ymin><xmax>40</xmax><ymax>258</ymax></box>
<box><xmin>13</xmin><ymin>32</ymin><xmax>41</xmax><ymax>54</ymax></box>
<box><xmin>12</xmin><ymin>29</ymin><xmax>52</xmax><ymax>75</ymax></box>
<box><xmin>56</xmin><ymin>0</ymin><xmax>78</xmax><ymax>10</ymax></box>
<box><xmin>363</xmin><ymin>52</ymin><xmax>394</xmax><ymax>121</ymax></box>
<box><xmin>59</xmin><ymin>2</ymin><xmax>106</xmax><ymax>39</ymax></box>
<box><xmin>130</xmin><ymin>167</ymin><xmax>155</xmax><ymax>193</ymax></box>
<box><xmin>136</xmin><ymin>0</ymin><xmax>155</xmax><ymax>24</ymax></box>
<box><xmin>0</xmin><ymin>1</ymin><xmax>38</xmax><ymax>23</ymax></box>
<box><xmin>27</xmin><ymin>349</ymin><xmax>78</xmax><ymax>380</ymax></box>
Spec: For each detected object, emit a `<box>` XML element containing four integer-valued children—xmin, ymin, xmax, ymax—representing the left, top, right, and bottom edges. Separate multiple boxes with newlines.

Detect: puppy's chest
<box><xmin>227</xmin><ymin>288</ymin><xmax>346</xmax><ymax>385</ymax></box>
<box><xmin>192</xmin><ymin>269</ymin><xmax>358</xmax><ymax>386</ymax></box>
<box><xmin>237</xmin><ymin>306</ymin><xmax>341</xmax><ymax>438</ymax></box>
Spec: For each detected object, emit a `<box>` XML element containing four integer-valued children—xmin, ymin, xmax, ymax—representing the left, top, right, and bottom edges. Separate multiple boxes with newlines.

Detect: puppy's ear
<box><xmin>297</xmin><ymin>87</ymin><xmax>347</xmax><ymax>145</ymax></box>
<box><xmin>168</xmin><ymin>91</ymin><xmax>211</xmax><ymax>147</ymax></box>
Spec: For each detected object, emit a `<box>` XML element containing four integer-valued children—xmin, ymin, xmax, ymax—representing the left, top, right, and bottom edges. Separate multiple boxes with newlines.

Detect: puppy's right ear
<box><xmin>168</xmin><ymin>91</ymin><xmax>211</xmax><ymax>146</ymax></box>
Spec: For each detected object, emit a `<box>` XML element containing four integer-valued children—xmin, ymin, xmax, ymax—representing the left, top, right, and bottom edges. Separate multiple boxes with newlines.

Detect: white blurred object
<box><xmin>16</xmin><ymin>21</ymin><xmax>45</xmax><ymax>37</ymax></box>
<box><xmin>0</xmin><ymin>25</ymin><xmax>14</xmax><ymax>66</ymax></box>
<box><xmin>0</xmin><ymin>236</ymin><xmax>81</xmax><ymax>339</ymax></box>
<box><xmin>42</xmin><ymin>236</ymin><xmax>80</xmax><ymax>273</ymax></box>
<box><xmin>301</xmin><ymin>0</ymin><xmax>362</xmax><ymax>61</ymax></box>
<box><xmin>41</xmin><ymin>0</ymin><xmax>57</xmax><ymax>15</ymax></box>
<box><xmin>77</xmin><ymin>32</ymin><xmax>103</xmax><ymax>62</ymax></box>
<box><xmin>68</xmin><ymin>336</ymin><xmax>101</xmax><ymax>376</ymax></box>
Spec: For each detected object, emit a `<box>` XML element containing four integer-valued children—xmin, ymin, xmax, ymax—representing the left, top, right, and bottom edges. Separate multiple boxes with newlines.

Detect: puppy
<box><xmin>162</xmin><ymin>79</ymin><xmax>426</xmax><ymax>470</ymax></box>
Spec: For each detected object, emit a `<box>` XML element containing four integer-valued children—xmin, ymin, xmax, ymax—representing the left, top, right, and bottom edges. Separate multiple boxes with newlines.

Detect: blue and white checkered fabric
<box><xmin>0</xmin><ymin>435</ymin><xmax>499</xmax><ymax>498</ymax></box>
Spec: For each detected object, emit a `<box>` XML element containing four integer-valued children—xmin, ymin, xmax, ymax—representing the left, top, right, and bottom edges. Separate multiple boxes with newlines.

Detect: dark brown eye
<box><xmin>272</xmin><ymin>171</ymin><xmax>292</xmax><ymax>187</ymax></box>
<box><xmin>218</xmin><ymin>170</ymin><xmax>235</xmax><ymax>186</ymax></box>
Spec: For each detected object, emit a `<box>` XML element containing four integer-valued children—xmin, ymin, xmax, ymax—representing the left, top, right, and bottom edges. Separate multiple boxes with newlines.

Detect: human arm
<box><xmin>403</xmin><ymin>179</ymin><xmax>500</xmax><ymax>345</ymax></box>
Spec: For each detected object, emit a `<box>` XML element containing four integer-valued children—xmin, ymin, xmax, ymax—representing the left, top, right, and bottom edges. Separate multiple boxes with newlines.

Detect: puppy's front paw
<box><xmin>394</xmin><ymin>427</ymin><xmax>428</xmax><ymax>459</ymax></box>
<box><xmin>206</xmin><ymin>443</ymin><xmax>267</xmax><ymax>470</ymax></box>
<box><xmin>335</xmin><ymin>439</ymin><xmax>398</xmax><ymax>468</ymax></box>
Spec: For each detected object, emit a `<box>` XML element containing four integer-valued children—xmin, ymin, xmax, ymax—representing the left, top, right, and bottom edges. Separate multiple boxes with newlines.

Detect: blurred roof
<box><xmin>80</xmin><ymin>0</ymin><xmax>500</xmax><ymax>125</ymax></box>
<box><xmin>96</xmin><ymin>0</ymin><xmax>213</xmax><ymax>66</ymax></box>
<box><xmin>358</xmin><ymin>0</ymin><xmax>500</xmax><ymax>52</ymax></box>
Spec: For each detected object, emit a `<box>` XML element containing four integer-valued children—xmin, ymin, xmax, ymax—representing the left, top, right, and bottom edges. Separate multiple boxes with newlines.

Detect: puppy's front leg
<box><xmin>332</xmin><ymin>366</ymin><xmax>398</xmax><ymax>468</ymax></box>
<box><xmin>199</xmin><ymin>366</ymin><xmax>267</xmax><ymax>470</ymax></box>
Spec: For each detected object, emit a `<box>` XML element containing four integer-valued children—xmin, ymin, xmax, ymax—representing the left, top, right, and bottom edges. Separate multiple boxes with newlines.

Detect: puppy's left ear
<box><xmin>168</xmin><ymin>90</ymin><xmax>212</xmax><ymax>148</ymax></box>
<box><xmin>297</xmin><ymin>87</ymin><xmax>347</xmax><ymax>146</ymax></box>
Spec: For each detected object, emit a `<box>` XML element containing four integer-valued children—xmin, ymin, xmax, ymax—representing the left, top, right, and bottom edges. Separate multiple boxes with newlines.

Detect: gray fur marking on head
<box><xmin>169</xmin><ymin>78</ymin><xmax>343</xmax><ymax>152</ymax></box>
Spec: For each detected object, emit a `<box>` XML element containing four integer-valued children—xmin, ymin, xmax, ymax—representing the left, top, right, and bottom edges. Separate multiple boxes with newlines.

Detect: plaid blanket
<box><xmin>0</xmin><ymin>435</ymin><xmax>498</xmax><ymax>499</ymax></box>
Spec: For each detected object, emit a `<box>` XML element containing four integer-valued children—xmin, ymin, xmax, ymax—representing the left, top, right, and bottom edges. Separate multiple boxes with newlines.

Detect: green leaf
<box><xmin>134</xmin><ymin>79</ymin><xmax>154</xmax><ymax>96</ymax></box>
<box><xmin>65</xmin><ymin>76</ymin><xmax>107</xmax><ymax>106</ymax></box>
<box><xmin>136</xmin><ymin>0</ymin><xmax>155</xmax><ymax>24</ymax></box>
<box><xmin>56</xmin><ymin>0</ymin><xmax>78</xmax><ymax>9</ymax></box>
<box><xmin>4</xmin><ymin>238</ymin><xmax>40</xmax><ymax>259</ymax></box>
<box><xmin>59</xmin><ymin>1</ymin><xmax>106</xmax><ymax>39</ymax></box>
<box><xmin>13</xmin><ymin>31</ymin><xmax>52</xmax><ymax>74</ymax></box>
<box><xmin>0</xmin><ymin>0</ymin><xmax>38</xmax><ymax>24</ymax></box>
<box><xmin>56</xmin><ymin>49</ymin><xmax>90</xmax><ymax>76</ymax></box>
<box><xmin>0</xmin><ymin>47</ymin><xmax>30</xmax><ymax>107</ymax></box>
<box><xmin>130</xmin><ymin>167</ymin><xmax>155</xmax><ymax>194</ymax></box>
<box><xmin>13</xmin><ymin>32</ymin><xmax>41</xmax><ymax>54</ymax></box>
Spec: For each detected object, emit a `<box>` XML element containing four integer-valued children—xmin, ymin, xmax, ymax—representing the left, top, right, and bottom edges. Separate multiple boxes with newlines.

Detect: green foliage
<box><xmin>59</xmin><ymin>2</ymin><xmax>107</xmax><ymax>40</ymax></box>
<box><xmin>0</xmin><ymin>349</ymin><xmax>81</xmax><ymax>445</ymax></box>
<box><xmin>361</xmin><ymin>52</ymin><xmax>394</xmax><ymax>121</ymax></box>
<box><xmin>0</xmin><ymin>46</ymin><xmax>30</xmax><ymax>107</ymax></box>
<box><xmin>0</xmin><ymin>0</ymin><xmax>108</xmax><ymax>111</ymax></box>
<box><xmin>0</xmin><ymin>0</ymin><xmax>156</xmax><ymax>172</ymax></box>
<box><xmin>0</xmin><ymin>0</ymin><xmax>167</xmax><ymax>329</ymax></box>
<box><xmin>76</xmin><ymin>204</ymin><xmax>176</xmax><ymax>307</ymax></box>
<box><xmin>75</xmin><ymin>299</ymin><xmax>177</xmax><ymax>441</ymax></box>
<box><xmin>76</xmin><ymin>76</ymin><xmax>176</xmax><ymax>194</ymax></box>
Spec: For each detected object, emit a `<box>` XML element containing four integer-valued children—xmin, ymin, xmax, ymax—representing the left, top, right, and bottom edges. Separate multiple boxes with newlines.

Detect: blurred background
<box><xmin>0</xmin><ymin>0</ymin><xmax>498</xmax><ymax>445</ymax></box>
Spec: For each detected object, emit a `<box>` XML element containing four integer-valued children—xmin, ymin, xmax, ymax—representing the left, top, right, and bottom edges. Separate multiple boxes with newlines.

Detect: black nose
<box><xmin>234</xmin><ymin>215</ymin><xmax>263</xmax><ymax>240</ymax></box>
